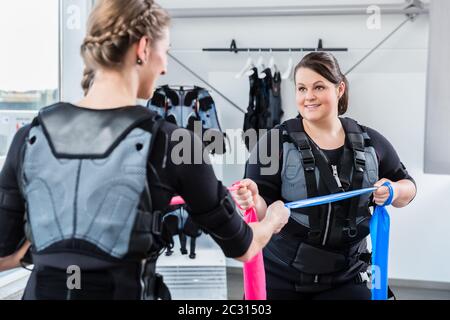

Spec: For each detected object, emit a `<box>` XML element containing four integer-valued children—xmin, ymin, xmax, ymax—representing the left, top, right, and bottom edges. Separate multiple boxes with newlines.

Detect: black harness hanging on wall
<box><xmin>148</xmin><ymin>85</ymin><xmax>227</xmax><ymax>155</ymax></box>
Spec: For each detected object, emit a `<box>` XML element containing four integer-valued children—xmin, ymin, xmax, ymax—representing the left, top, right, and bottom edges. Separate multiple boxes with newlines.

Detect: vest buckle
<box><xmin>152</xmin><ymin>210</ymin><xmax>163</xmax><ymax>236</ymax></box>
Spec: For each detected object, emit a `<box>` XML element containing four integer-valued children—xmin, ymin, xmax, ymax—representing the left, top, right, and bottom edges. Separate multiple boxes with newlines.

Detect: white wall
<box><xmin>158</xmin><ymin>3</ymin><xmax>449</xmax><ymax>284</ymax></box>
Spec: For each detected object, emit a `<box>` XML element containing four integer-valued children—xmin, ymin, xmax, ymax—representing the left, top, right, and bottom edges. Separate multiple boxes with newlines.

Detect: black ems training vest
<box><xmin>18</xmin><ymin>103</ymin><xmax>171</xmax><ymax>300</ymax></box>
<box><xmin>148</xmin><ymin>85</ymin><xmax>226</xmax><ymax>155</ymax></box>
<box><xmin>264</xmin><ymin>117</ymin><xmax>379</xmax><ymax>291</ymax></box>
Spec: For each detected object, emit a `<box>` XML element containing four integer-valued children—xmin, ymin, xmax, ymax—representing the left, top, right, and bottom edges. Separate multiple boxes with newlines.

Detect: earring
<box><xmin>137</xmin><ymin>58</ymin><xmax>143</xmax><ymax>65</ymax></box>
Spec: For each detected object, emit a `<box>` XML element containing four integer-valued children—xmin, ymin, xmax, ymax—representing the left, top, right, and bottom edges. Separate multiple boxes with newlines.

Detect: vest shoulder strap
<box><xmin>184</xmin><ymin>88</ymin><xmax>199</xmax><ymax>107</ymax></box>
<box><xmin>280</xmin><ymin>118</ymin><xmax>323</xmax><ymax>242</ymax></box>
<box><xmin>281</xmin><ymin>119</ymin><xmax>316</xmax><ymax>171</ymax></box>
<box><xmin>339</xmin><ymin>118</ymin><xmax>370</xmax><ymax>238</ymax></box>
<box><xmin>282</xmin><ymin>117</ymin><xmax>304</xmax><ymax>134</ymax></box>
<box><xmin>38</xmin><ymin>103</ymin><xmax>156</xmax><ymax>158</ymax></box>
<box><xmin>150</xmin><ymin>90</ymin><xmax>167</xmax><ymax>109</ymax></box>
<box><xmin>160</xmin><ymin>85</ymin><xmax>180</xmax><ymax>106</ymax></box>
<box><xmin>340</xmin><ymin>117</ymin><xmax>371</xmax><ymax>146</ymax></box>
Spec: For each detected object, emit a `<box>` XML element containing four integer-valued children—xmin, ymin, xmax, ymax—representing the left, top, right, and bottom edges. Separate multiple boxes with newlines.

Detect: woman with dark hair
<box><xmin>234</xmin><ymin>52</ymin><xmax>417</xmax><ymax>300</ymax></box>
<box><xmin>0</xmin><ymin>0</ymin><xmax>289</xmax><ymax>299</ymax></box>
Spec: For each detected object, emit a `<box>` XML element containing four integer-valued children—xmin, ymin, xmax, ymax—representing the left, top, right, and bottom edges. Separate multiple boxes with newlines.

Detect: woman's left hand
<box><xmin>373</xmin><ymin>178</ymin><xmax>397</xmax><ymax>206</ymax></box>
<box><xmin>0</xmin><ymin>241</ymin><xmax>30</xmax><ymax>272</ymax></box>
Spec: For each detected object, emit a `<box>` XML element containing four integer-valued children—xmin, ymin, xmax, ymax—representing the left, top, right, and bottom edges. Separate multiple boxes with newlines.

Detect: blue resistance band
<box><xmin>284</xmin><ymin>187</ymin><xmax>377</xmax><ymax>209</ymax></box>
<box><xmin>284</xmin><ymin>182</ymin><xmax>394</xmax><ymax>300</ymax></box>
<box><xmin>370</xmin><ymin>182</ymin><xmax>394</xmax><ymax>300</ymax></box>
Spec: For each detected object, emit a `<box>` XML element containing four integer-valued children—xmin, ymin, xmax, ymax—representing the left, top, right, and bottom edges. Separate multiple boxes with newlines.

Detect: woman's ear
<box><xmin>136</xmin><ymin>36</ymin><xmax>151</xmax><ymax>64</ymax></box>
<box><xmin>338</xmin><ymin>81</ymin><xmax>346</xmax><ymax>99</ymax></box>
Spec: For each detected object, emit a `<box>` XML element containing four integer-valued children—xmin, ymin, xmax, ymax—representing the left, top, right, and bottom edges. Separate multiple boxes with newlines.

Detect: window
<box><xmin>0</xmin><ymin>0</ymin><xmax>59</xmax><ymax>159</ymax></box>
<box><xmin>0</xmin><ymin>0</ymin><xmax>60</xmax><ymax>297</ymax></box>
<box><xmin>0</xmin><ymin>0</ymin><xmax>59</xmax><ymax>110</ymax></box>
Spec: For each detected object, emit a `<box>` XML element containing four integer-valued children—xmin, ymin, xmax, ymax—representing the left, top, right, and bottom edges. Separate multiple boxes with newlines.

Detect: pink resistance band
<box><xmin>168</xmin><ymin>184</ymin><xmax>267</xmax><ymax>300</ymax></box>
<box><xmin>169</xmin><ymin>185</ymin><xmax>240</xmax><ymax>206</ymax></box>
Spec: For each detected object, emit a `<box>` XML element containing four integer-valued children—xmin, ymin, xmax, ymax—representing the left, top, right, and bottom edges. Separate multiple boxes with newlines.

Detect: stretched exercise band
<box><xmin>168</xmin><ymin>183</ymin><xmax>393</xmax><ymax>301</ymax></box>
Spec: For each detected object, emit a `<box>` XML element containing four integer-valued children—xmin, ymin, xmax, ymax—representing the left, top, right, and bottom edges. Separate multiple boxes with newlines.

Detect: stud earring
<box><xmin>137</xmin><ymin>58</ymin><xmax>143</xmax><ymax>65</ymax></box>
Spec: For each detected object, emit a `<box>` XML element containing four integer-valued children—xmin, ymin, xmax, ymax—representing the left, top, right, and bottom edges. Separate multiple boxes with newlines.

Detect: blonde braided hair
<box><xmin>80</xmin><ymin>0</ymin><xmax>170</xmax><ymax>95</ymax></box>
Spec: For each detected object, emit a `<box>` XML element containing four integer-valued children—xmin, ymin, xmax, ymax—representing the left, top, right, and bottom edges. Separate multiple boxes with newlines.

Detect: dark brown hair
<box><xmin>294</xmin><ymin>52</ymin><xmax>349</xmax><ymax>115</ymax></box>
<box><xmin>80</xmin><ymin>0</ymin><xmax>170</xmax><ymax>95</ymax></box>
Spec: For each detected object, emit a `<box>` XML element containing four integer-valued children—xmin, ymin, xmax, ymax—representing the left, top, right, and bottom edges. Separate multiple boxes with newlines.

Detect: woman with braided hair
<box><xmin>0</xmin><ymin>0</ymin><xmax>289</xmax><ymax>300</ymax></box>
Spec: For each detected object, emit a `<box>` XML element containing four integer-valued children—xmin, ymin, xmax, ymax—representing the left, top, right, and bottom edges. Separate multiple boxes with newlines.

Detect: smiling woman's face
<box><xmin>295</xmin><ymin>67</ymin><xmax>344</xmax><ymax>122</ymax></box>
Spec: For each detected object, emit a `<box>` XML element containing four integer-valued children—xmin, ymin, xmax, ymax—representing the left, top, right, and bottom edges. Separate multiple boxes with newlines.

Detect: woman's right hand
<box><xmin>235</xmin><ymin>200</ymin><xmax>290</xmax><ymax>262</ymax></box>
<box><xmin>232</xmin><ymin>179</ymin><xmax>260</xmax><ymax>210</ymax></box>
<box><xmin>265</xmin><ymin>201</ymin><xmax>290</xmax><ymax>234</ymax></box>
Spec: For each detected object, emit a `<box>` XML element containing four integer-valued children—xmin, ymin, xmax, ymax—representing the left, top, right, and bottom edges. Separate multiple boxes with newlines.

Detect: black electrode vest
<box><xmin>18</xmin><ymin>103</ymin><xmax>171</xmax><ymax>299</ymax></box>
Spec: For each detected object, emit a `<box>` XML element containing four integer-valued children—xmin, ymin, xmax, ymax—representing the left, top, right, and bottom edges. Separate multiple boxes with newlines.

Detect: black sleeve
<box><xmin>0</xmin><ymin>125</ymin><xmax>30</xmax><ymax>257</ymax></box>
<box><xmin>365</xmin><ymin>127</ymin><xmax>416</xmax><ymax>187</ymax></box>
<box><xmin>244</xmin><ymin>128</ymin><xmax>283</xmax><ymax>206</ymax></box>
<box><xmin>148</xmin><ymin>122</ymin><xmax>252</xmax><ymax>258</ymax></box>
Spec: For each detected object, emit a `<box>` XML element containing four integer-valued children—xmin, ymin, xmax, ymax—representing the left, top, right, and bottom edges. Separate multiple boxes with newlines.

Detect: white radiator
<box><xmin>156</xmin><ymin>235</ymin><xmax>228</xmax><ymax>300</ymax></box>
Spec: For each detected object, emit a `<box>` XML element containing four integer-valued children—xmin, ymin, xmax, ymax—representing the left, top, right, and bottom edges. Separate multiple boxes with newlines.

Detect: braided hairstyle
<box><xmin>80</xmin><ymin>0</ymin><xmax>170</xmax><ymax>95</ymax></box>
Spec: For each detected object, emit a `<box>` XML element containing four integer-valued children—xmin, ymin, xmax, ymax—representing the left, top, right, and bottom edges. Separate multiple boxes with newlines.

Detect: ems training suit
<box><xmin>243</xmin><ymin>68</ymin><xmax>284</xmax><ymax>151</ymax></box>
<box><xmin>0</xmin><ymin>103</ymin><xmax>252</xmax><ymax>300</ymax></box>
<box><xmin>245</xmin><ymin>117</ymin><xmax>415</xmax><ymax>300</ymax></box>
<box><xmin>148</xmin><ymin>85</ymin><xmax>226</xmax><ymax>155</ymax></box>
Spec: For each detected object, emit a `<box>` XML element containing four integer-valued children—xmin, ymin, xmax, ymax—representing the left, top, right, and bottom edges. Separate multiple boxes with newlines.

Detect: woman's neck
<box><xmin>302</xmin><ymin>116</ymin><xmax>345</xmax><ymax>150</ymax></box>
<box><xmin>303</xmin><ymin>116</ymin><xmax>341</xmax><ymax>134</ymax></box>
<box><xmin>76</xmin><ymin>68</ymin><xmax>139</xmax><ymax>109</ymax></box>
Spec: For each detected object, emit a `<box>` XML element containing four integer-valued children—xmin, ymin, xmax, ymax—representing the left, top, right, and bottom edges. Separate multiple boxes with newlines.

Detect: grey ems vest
<box><xmin>264</xmin><ymin>117</ymin><xmax>378</xmax><ymax>287</ymax></box>
<box><xmin>148</xmin><ymin>85</ymin><xmax>226</xmax><ymax>155</ymax></box>
<box><xmin>19</xmin><ymin>104</ymin><xmax>166</xmax><ymax>262</ymax></box>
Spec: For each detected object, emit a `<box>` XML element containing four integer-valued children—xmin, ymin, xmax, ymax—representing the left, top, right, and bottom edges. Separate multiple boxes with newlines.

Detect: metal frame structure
<box><xmin>169</xmin><ymin>1</ymin><xmax>428</xmax><ymax>19</ymax></box>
